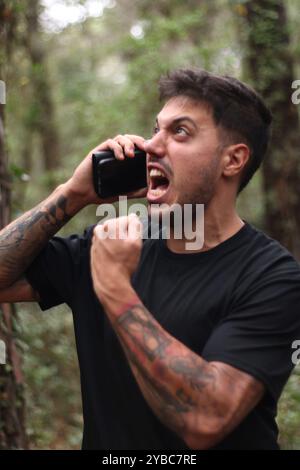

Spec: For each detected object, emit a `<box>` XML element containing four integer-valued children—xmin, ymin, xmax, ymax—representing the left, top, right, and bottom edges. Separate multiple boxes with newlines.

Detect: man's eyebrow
<box><xmin>155</xmin><ymin>116</ymin><xmax>198</xmax><ymax>130</ymax></box>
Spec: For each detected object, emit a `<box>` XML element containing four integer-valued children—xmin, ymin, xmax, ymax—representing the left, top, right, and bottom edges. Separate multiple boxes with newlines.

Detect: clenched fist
<box><xmin>90</xmin><ymin>214</ymin><xmax>143</xmax><ymax>312</ymax></box>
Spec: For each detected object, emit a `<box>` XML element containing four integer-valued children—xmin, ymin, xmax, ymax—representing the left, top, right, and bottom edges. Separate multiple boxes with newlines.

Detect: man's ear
<box><xmin>222</xmin><ymin>143</ymin><xmax>250</xmax><ymax>178</ymax></box>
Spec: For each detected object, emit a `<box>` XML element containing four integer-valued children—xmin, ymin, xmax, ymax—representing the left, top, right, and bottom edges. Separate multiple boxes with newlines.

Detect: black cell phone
<box><xmin>92</xmin><ymin>148</ymin><xmax>147</xmax><ymax>198</ymax></box>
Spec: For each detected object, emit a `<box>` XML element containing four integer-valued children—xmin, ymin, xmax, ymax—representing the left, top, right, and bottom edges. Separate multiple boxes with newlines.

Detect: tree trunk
<box><xmin>25</xmin><ymin>0</ymin><xmax>60</xmax><ymax>172</ymax></box>
<box><xmin>0</xmin><ymin>0</ymin><xmax>27</xmax><ymax>449</ymax></box>
<box><xmin>242</xmin><ymin>0</ymin><xmax>300</xmax><ymax>259</ymax></box>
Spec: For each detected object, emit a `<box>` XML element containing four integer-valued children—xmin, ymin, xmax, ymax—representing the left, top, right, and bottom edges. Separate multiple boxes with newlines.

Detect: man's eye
<box><xmin>153</xmin><ymin>126</ymin><xmax>159</xmax><ymax>135</ymax></box>
<box><xmin>175</xmin><ymin>127</ymin><xmax>188</xmax><ymax>135</ymax></box>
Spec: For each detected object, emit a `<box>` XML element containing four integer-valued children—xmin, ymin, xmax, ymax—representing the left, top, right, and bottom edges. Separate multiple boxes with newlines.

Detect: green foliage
<box><xmin>278</xmin><ymin>367</ymin><xmax>300</xmax><ymax>449</ymax></box>
<box><xmin>20</xmin><ymin>303</ymin><xmax>82</xmax><ymax>449</ymax></box>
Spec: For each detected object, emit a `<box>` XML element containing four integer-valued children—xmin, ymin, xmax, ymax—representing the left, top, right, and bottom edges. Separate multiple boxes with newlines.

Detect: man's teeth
<box><xmin>149</xmin><ymin>168</ymin><xmax>166</xmax><ymax>178</ymax></box>
<box><xmin>148</xmin><ymin>168</ymin><xmax>169</xmax><ymax>197</ymax></box>
<box><xmin>149</xmin><ymin>188</ymin><xmax>166</xmax><ymax>196</ymax></box>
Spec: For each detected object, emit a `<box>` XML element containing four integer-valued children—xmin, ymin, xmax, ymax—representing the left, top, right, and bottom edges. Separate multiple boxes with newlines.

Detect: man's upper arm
<box><xmin>23</xmin><ymin>224</ymin><xmax>96</xmax><ymax>311</ymax></box>
<box><xmin>202</xmin><ymin>257</ymin><xmax>300</xmax><ymax>403</ymax></box>
<box><xmin>0</xmin><ymin>225</ymin><xmax>94</xmax><ymax>306</ymax></box>
<box><xmin>0</xmin><ymin>276</ymin><xmax>40</xmax><ymax>303</ymax></box>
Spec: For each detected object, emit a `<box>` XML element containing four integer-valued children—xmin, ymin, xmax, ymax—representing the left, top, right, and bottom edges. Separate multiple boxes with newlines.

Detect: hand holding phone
<box><xmin>92</xmin><ymin>148</ymin><xmax>147</xmax><ymax>199</ymax></box>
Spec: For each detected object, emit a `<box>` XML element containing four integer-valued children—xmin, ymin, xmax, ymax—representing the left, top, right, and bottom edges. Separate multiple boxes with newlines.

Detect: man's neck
<box><xmin>166</xmin><ymin>209</ymin><xmax>245</xmax><ymax>254</ymax></box>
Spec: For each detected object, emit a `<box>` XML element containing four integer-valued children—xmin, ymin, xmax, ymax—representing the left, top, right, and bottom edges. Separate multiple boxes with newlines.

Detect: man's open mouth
<box><xmin>147</xmin><ymin>167</ymin><xmax>170</xmax><ymax>200</ymax></box>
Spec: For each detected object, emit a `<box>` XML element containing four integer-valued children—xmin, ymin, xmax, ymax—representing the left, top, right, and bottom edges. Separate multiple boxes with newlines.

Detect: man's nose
<box><xmin>144</xmin><ymin>132</ymin><xmax>166</xmax><ymax>158</ymax></box>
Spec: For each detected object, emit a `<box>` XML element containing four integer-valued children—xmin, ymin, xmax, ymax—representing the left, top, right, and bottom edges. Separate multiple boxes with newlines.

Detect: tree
<box><xmin>24</xmin><ymin>0</ymin><xmax>61</xmax><ymax>172</ymax></box>
<box><xmin>0</xmin><ymin>0</ymin><xmax>27</xmax><ymax>449</ymax></box>
<box><xmin>235</xmin><ymin>0</ymin><xmax>300</xmax><ymax>258</ymax></box>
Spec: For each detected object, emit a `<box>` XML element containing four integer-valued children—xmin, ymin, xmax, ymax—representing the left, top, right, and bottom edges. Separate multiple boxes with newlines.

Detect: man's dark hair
<box><xmin>158</xmin><ymin>68</ymin><xmax>272</xmax><ymax>193</ymax></box>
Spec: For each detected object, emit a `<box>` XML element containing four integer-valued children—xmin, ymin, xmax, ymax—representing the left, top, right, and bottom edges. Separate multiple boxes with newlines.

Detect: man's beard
<box><xmin>147</xmin><ymin>148</ymin><xmax>221</xmax><ymax>231</ymax></box>
<box><xmin>177</xmin><ymin>166</ymin><xmax>218</xmax><ymax>215</ymax></box>
<box><xmin>146</xmin><ymin>173</ymin><xmax>217</xmax><ymax>229</ymax></box>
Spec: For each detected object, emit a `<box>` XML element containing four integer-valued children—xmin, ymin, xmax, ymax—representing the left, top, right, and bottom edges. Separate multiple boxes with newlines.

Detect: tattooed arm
<box><xmin>0</xmin><ymin>135</ymin><xmax>146</xmax><ymax>297</ymax></box>
<box><xmin>107</xmin><ymin>300</ymin><xmax>264</xmax><ymax>449</ymax></box>
<box><xmin>0</xmin><ymin>182</ymin><xmax>85</xmax><ymax>291</ymax></box>
<box><xmin>91</xmin><ymin>216</ymin><xmax>265</xmax><ymax>450</ymax></box>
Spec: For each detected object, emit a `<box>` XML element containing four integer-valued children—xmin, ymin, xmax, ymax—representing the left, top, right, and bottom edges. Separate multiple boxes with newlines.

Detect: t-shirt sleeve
<box><xmin>24</xmin><ymin>224</ymin><xmax>96</xmax><ymax>311</ymax></box>
<box><xmin>201</xmin><ymin>258</ymin><xmax>300</xmax><ymax>402</ymax></box>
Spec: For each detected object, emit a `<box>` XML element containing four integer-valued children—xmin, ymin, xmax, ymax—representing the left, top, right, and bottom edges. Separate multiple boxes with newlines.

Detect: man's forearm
<box><xmin>0</xmin><ymin>180</ymin><xmax>86</xmax><ymax>288</ymax></box>
<box><xmin>102</xmin><ymin>289</ymin><xmax>225</xmax><ymax>449</ymax></box>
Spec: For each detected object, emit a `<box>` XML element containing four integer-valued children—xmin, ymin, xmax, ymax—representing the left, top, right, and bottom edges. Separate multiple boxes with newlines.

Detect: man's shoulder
<box><xmin>53</xmin><ymin>224</ymin><xmax>97</xmax><ymax>264</ymax></box>
<box><xmin>235</xmin><ymin>222</ymin><xmax>300</xmax><ymax>294</ymax></box>
<box><xmin>246</xmin><ymin>222</ymin><xmax>300</xmax><ymax>270</ymax></box>
<box><xmin>67</xmin><ymin>224</ymin><xmax>97</xmax><ymax>245</ymax></box>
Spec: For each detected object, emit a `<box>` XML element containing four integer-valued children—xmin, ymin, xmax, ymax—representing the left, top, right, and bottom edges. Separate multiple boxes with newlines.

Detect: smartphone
<box><xmin>92</xmin><ymin>148</ymin><xmax>147</xmax><ymax>198</ymax></box>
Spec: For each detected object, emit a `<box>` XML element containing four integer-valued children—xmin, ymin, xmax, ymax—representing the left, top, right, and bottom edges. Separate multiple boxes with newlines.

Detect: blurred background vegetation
<box><xmin>1</xmin><ymin>0</ymin><xmax>300</xmax><ymax>449</ymax></box>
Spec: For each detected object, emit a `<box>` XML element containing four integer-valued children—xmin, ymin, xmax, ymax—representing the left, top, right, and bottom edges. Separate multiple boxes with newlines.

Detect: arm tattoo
<box><xmin>114</xmin><ymin>303</ymin><xmax>216</xmax><ymax>439</ymax></box>
<box><xmin>117</xmin><ymin>305</ymin><xmax>172</xmax><ymax>361</ymax></box>
<box><xmin>0</xmin><ymin>193</ymin><xmax>72</xmax><ymax>285</ymax></box>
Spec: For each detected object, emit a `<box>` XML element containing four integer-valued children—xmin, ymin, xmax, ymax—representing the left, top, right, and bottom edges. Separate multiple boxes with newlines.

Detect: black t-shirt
<box><xmin>25</xmin><ymin>220</ymin><xmax>300</xmax><ymax>450</ymax></box>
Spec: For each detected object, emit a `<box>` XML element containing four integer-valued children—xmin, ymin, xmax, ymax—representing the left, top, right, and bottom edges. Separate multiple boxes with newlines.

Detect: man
<box><xmin>0</xmin><ymin>68</ymin><xmax>300</xmax><ymax>450</ymax></box>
